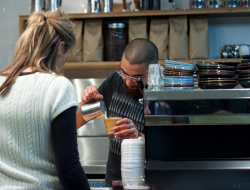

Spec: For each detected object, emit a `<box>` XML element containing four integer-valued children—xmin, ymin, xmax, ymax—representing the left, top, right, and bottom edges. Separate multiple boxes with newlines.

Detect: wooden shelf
<box><xmin>19</xmin><ymin>8</ymin><xmax>250</xmax><ymax>35</ymax></box>
<box><xmin>19</xmin><ymin>7</ymin><xmax>250</xmax><ymax>20</ymax></box>
<box><xmin>63</xmin><ymin>59</ymin><xmax>242</xmax><ymax>70</ymax></box>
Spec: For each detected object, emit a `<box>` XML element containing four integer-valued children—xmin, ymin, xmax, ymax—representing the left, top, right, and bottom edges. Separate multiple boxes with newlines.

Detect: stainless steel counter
<box><xmin>144</xmin><ymin>88</ymin><xmax>250</xmax><ymax>186</ymax></box>
<box><xmin>144</xmin><ymin>88</ymin><xmax>250</xmax><ymax>125</ymax></box>
<box><xmin>144</xmin><ymin>88</ymin><xmax>250</xmax><ymax>100</ymax></box>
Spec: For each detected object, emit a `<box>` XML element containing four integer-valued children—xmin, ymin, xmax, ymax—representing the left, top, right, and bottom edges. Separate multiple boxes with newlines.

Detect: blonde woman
<box><xmin>0</xmin><ymin>11</ymin><xmax>90</xmax><ymax>190</ymax></box>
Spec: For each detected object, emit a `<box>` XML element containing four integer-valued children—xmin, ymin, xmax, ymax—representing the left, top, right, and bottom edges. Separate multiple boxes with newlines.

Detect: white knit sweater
<box><xmin>0</xmin><ymin>72</ymin><xmax>78</xmax><ymax>190</ymax></box>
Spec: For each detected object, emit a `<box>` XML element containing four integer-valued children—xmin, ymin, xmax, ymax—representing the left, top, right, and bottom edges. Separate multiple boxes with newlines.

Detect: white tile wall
<box><xmin>0</xmin><ymin>0</ymin><xmax>249</xmax><ymax>70</ymax></box>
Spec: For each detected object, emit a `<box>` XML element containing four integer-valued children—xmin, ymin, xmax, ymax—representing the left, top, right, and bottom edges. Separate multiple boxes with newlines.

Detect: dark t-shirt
<box><xmin>98</xmin><ymin>72</ymin><xmax>144</xmax><ymax>187</ymax></box>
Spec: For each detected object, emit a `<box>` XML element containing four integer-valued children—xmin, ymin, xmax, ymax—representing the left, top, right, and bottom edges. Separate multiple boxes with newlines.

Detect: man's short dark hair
<box><xmin>123</xmin><ymin>38</ymin><xmax>158</xmax><ymax>66</ymax></box>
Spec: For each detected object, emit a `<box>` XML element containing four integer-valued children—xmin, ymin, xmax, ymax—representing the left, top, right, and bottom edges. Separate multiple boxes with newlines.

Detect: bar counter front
<box><xmin>144</xmin><ymin>89</ymin><xmax>250</xmax><ymax>190</ymax></box>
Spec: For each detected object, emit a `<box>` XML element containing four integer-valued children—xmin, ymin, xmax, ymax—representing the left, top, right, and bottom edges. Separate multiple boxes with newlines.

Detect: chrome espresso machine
<box><xmin>144</xmin><ymin>89</ymin><xmax>250</xmax><ymax>190</ymax></box>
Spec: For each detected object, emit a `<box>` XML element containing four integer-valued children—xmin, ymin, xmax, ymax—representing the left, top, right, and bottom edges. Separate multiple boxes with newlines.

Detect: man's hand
<box><xmin>76</xmin><ymin>85</ymin><xmax>103</xmax><ymax>129</ymax></box>
<box><xmin>113</xmin><ymin>118</ymin><xmax>138</xmax><ymax>139</ymax></box>
<box><xmin>81</xmin><ymin>85</ymin><xmax>103</xmax><ymax>103</ymax></box>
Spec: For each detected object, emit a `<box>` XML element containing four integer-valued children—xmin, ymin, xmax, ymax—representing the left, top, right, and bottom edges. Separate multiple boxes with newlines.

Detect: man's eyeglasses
<box><xmin>116</xmin><ymin>62</ymin><xmax>148</xmax><ymax>82</ymax></box>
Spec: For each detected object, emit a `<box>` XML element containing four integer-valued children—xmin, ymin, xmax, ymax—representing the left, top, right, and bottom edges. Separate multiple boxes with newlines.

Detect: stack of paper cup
<box><xmin>121</xmin><ymin>137</ymin><xmax>146</xmax><ymax>188</ymax></box>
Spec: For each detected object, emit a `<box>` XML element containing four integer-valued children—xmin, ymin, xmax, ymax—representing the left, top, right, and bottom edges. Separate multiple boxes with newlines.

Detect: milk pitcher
<box><xmin>81</xmin><ymin>100</ymin><xmax>107</xmax><ymax>121</ymax></box>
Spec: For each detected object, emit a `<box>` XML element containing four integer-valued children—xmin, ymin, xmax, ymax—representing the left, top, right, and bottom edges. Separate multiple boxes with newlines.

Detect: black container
<box><xmin>150</xmin><ymin>0</ymin><xmax>161</xmax><ymax>10</ymax></box>
<box><xmin>112</xmin><ymin>180</ymin><xmax>123</xmax><ymax>190</ymax></box>
<box><xmin>104</xmin><ymin>23</ymin><xmax>128</xmax><ymax>61</ymax></box>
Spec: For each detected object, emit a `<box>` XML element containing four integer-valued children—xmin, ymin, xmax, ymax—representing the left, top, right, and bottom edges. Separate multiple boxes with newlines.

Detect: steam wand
<box><xmin>136</xmin><ymin>78</ymin><xmax>145</xmax><ymax>104</ymax></box>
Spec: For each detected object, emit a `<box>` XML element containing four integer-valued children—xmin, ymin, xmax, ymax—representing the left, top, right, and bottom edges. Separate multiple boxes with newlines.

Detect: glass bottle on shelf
<box><xmin>198</xmin><ymin>0</ymin><xmax>206</xmax><ymax>8</ymax></box>
<box><xmin>224</xmin><ymin>0</ymin><xmax>229</xmax><ymax>7</ymax></box>
<box><xmin>209</xmin><ymin>0</ymin><xmax>224</xmax><ymax>8</ymax></box>
<box><xmin>206</xmin><ymin>0</ymin><xmax>210</xmax><ymax>8</ymax></box>
<box><xmin>217</xmin><ymin>0</ymin><xmax>224</xmax><ymax>7</ymax></box>
<box><xmin>236</xmin><ymin>0</ymin><xmax>242</xmax><ymax>6</ymax></box>
<box><xmin>190</xmin><ymin>0</ymin><xmax>206</xmax><ymax>9</ymax></box>
<box><xmin>141</xmin><ymin>0</ymin><xmax>150</xmax><ymax>10</ymax></box>
<box><xmin>242</xmin><ymin>0</ymin><xmax>250</xmax><ymax>7</ymax></box>
<box><xmin>150</xmin><ymin>0</ymin><xmax>161</xmax><ymax>10</ymax></box>
<box><xmin>225</xmin><ymin>0</ymin><xmax>241</xmax><ymax>7</ymax></box>
<box><xmin>189</xmin><ymin>0</ymin><xmax>194</xmax><ymax>9</ymax></box>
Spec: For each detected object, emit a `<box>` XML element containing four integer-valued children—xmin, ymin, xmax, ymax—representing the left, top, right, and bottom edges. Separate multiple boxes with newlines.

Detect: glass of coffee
<box><xmin>103</xmin><ymin>117</ymin><xmax>122</xmax><ymax>139</ymax></box>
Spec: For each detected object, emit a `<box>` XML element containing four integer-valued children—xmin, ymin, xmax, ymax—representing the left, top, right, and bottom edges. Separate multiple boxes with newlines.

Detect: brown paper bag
<box><xmin>129</xmin><ymin>18</ymin><xmax>148</xmax><ymax>42</ymax></box>
<box><xmin>67</xmin><ymin>21</ymin><xmax>83</xmax><ymax>62</ymax></box>
<box><xmin>83</xmin><ymin>19</ymin><xmax>103</xmax><ymax>62</ymax></box>
<box><xmin>149</xmin><ymin>18</ymin><xmax>169</xmax><ymax>60</ymax></box>
<box><xmin>189</xmin><ymin>15</ymin><xmax>209</xmax><ymax>60</ymax></box>
<box><xmin>169</xmin><ymin>16</ymin><xmax>188</xmax><ymax>60</ymax></box>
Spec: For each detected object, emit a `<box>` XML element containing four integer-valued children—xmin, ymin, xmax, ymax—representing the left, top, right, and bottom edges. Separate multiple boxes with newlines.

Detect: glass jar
<box><xmin>104</xmin><ymin>23</ymin><xmax>128</xmax><ymax>61</ymax></box>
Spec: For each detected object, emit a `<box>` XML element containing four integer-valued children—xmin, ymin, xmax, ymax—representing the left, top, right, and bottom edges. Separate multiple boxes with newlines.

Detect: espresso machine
<box><xmin>143</xmin><ymin>89</ymin><xmax>250</xmax><ymax>190</ymax></box>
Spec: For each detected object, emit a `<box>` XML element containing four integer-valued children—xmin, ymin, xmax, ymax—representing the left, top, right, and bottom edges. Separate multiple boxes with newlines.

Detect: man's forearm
<box><xmin>76</xmin><ymin>101</ymin><xmax>88</xmax><ymax>128</ymax></box>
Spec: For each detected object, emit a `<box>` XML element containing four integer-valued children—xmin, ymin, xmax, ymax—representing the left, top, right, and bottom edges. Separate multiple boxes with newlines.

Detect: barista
<box><xmin>76</xmin><ymin>38</ymin><xmax>158</xmax><ymax>186</ymax></box>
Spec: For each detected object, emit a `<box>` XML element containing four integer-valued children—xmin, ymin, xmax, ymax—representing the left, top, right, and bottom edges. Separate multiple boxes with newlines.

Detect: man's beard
<box><xmin>124</xmin><ymin>83</ymin><xmax>142</xmax><ymax>97</ymax></box>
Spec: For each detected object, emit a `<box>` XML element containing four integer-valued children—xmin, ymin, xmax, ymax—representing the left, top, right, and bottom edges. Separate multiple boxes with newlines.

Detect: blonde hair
<box><xmin>0</xmin><ymin>11</ymin><xmax>75</xmax><ymax>96</ymax></box>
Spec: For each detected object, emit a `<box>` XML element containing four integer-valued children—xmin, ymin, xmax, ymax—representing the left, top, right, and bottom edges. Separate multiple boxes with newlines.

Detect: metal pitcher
<box><xmin>101</xmin><ymin>0</ymin><xmax>113</xmax><ymax>12</ymax></box>
<box><xmin>81</xmin><ymin>100</ymin><xmax>107</xmax><ymax>121</ymax></box>
<box><xmin>88</xmin><ymin>0</ymin><xmax>101</xmax><ymax>13</ymax></box>
<box><xmin>46</xmin><ymin>0</ymin><xmax>62</xmax><ymax>12</ymax></box>
<box><xmin>31</xmin><ymin>0</ymin><xmax>46</xmax><ymax>13</ymax></box>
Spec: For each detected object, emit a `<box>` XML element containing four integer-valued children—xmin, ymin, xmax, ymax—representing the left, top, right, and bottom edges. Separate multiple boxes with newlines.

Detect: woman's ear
<box><xmin>60</xmin><ymin>41</ymin><xmax>65</xmax><ymax>47</ymax></box>
<box><xmin>58</xmin><ymin>41</ymin><xmax>65</xmax><ymax>57</ymax></box>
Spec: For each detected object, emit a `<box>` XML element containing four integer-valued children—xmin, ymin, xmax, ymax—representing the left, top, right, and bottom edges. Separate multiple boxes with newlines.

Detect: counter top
<box><xmin>81</xmin><ymin>161</ymin><xmax>107</xmax><ymax>174</ymax></box>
